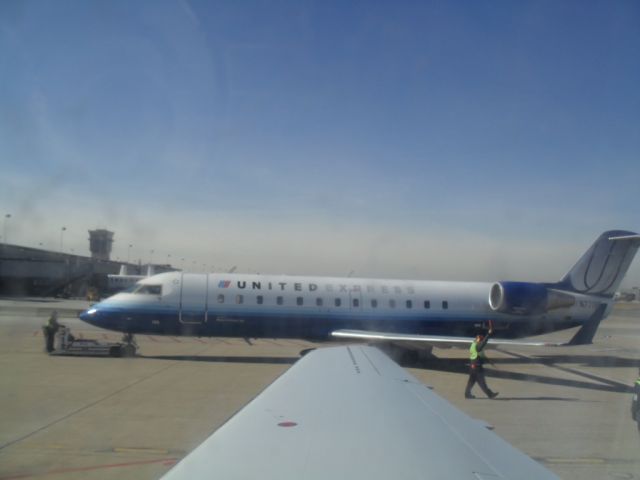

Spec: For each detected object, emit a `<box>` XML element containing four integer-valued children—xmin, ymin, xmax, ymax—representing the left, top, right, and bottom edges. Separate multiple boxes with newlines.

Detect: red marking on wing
<box><xmin>277</xmin><ymin>421</ymin><xmax>298</xmax><ymax>428</ymax></box>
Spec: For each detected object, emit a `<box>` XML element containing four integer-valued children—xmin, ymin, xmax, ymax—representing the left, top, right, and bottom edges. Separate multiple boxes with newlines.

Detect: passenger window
<box><xmin>352</xmin><ymin>298</ymin><xmax>359</xmax><ymax>307</ymax></box>
<box><xmin>277</xmin><ymin>296</ymin><xmax>283</xmax><ymax>305</ymax></box>
<box><xmin>389</xmin><ymin>299</ymin><xmax>396</xmax><ymax>308</ymax></box>
<box><xmin>406</xmin><ymin>300</ymin><xmax>412</xmax><ymax>309</ymax></box>
<box><xmin>335</xmin><ymin>298</ymin><xmax>341</xmax><ymax>307</ymax></box>
<box><xmin>217</xmin><ymin>294</ymin><xmax>224</xmax><ymax>304</ymax></box>
<box><xmin>371</xmin><ymin>299</ymin><xmax>378</xmax><ymax>308</ymax></box>
<box><xmin>236</xmin><ymin>295</ymin><xmax>243</xmax><ymax>305</ymax></box>
<box><xmin>442</xmin><ymin>301</ymin><xmax>448</xmax><ymax>309</ymax></box>
<box><xmin>316</xmin><ymin>298</ymin><xmax>323</xmax><ymax>306</ymax></box>
<box><xmin>257</xmin><ymin>295</ymin><xmax>263</xmax><ymax>305</ymax></box>
<box><xmin>297</xmin><ymin>297</ymin><xmax>303</xmax><ymax>306</ymax></box>
<box><xmin>424</xmin><ymin>300</ymin><xmax>430</xmax><ymax>309</ymax></box>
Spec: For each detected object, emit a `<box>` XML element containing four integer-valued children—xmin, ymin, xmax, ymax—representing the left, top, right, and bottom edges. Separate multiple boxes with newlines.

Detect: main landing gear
<box><xmin>376</xmin><ymin>343</ymin><xmax>435</xmax><ymax>366</ymax></box>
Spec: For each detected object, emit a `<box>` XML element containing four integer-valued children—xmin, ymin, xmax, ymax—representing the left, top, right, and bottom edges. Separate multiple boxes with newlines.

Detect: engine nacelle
<box><xmin>489</xmin><ymin>282</ymin><xmax>575</xmax><ymax>315</ymax></box>
<box><xmin>489</xmin><ymin>282</ymin><xmax>547</xmax><ymax>315</ymax></box>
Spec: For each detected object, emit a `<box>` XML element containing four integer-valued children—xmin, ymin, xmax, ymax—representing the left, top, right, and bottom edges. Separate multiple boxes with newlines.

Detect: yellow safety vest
<box><xmin>469</xmin><ymin>341</ymin><xmax>486</xmax><ymax>361</ymax></box>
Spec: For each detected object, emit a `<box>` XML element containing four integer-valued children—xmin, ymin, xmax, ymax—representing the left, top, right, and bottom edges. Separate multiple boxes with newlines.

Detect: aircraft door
<box><xmin>179</xmin><ymin>273</ymin><xmax>208</xmax><ymax>324</ymax></box>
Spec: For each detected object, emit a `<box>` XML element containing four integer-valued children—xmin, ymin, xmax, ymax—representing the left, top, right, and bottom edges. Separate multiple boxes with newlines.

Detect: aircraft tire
<box><xmin>122</xmin><ymin>344</ymin><xmax>136</xmax><ymax>357</ymax></box>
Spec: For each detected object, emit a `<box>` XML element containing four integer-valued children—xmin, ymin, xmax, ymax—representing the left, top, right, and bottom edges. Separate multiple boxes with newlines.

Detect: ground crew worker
<box><xmin>465</xmin><ymin>327</ymin><xmax>499</xmax><ymax>399</ymax></box>
<box><xmin>42</xmin><ymin>311</ymin><xmax>60</xmax><ymax>353</ymax></box>
<box><xmin>632</xmin><ymin>369</ymin><xmax>640</xmax><ymax>432</ymax></box>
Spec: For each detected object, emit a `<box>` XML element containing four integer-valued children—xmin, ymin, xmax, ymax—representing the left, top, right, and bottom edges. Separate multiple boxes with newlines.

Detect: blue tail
<box><xmin>554</xmin><ymin>230</ymin><xmax>640</xmax><ymax>298</ymax></box>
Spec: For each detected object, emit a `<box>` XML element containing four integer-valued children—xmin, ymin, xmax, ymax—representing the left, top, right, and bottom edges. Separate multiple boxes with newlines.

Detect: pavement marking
<box><xmin>13</xmin><ymin>443</ymin><xmax>185</xmax><ymax>457</ymax></box>
<box><xmin>0</xmin><ymin>361</ymin><xmax>186</xmax><ymax>452</ymax></box>
<box><xmin>536</xmin><ymin>456</ymin><xmax>640</xmax><ymax>466</ymax></box>
<box><xmin>113</xmin><ymin>447</ymin><xmax>170</xmax><ymax>455</ymax></box>
<box><xmin>0</xmin><ymin>457</ymin><xmax>178</xmax><ymax>480</ymax></box>
<box><xmin>20</xmin><ymin>443</ymin><xmax>67</xmax><ymax>451</ymax></box>
<box><xmin>543</xmin><ymin>457</ymin><xmax>606</xmax><ymax>464</ymax></box>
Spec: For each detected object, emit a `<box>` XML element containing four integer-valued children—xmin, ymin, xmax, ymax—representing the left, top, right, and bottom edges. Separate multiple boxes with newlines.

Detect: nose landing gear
<box><xmin>121</xmin><ymin>333</ymin><xmax>138</xmax><ymax>357</ymax></box>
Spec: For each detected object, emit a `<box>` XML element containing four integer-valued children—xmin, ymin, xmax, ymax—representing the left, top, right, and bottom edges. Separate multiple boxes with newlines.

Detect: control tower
<box><xmin>88</xmin><ymin>229</ymin><xmax>114</xmax><ymax>261</ymax></box>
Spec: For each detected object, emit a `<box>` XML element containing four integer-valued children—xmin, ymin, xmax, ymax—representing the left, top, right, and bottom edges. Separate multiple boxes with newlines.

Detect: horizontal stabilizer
<box><xmin>608</xmin><ymin>234</ymin><xmax>640</xmax><ymax>242</ymax></box>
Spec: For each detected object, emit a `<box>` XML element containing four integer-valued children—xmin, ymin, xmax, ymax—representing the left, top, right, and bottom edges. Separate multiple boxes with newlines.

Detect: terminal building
<box><xmin>0</xmin><ymin>229</ymin><xmax>174</xmax><ymax>297</ymax></box>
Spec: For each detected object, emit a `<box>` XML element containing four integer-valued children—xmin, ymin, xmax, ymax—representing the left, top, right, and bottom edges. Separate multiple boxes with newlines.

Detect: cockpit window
<box><xmin>133</xmin><ymin>284</ymin><xmax>162</xmax><ymax>295</ymax></box>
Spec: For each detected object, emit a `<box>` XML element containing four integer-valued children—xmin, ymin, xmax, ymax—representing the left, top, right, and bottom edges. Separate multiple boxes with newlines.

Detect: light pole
<box><xmin>3</xmin><ymin>214</ymin><xmax>11</xmax><ymax>243</ymax></box>
<box><xmin>127</xmin><ymin>244</ymin><xmax>133</xmax><ymax>263</ymax></box>
<box><xmin>60</xmin><ymin>226</ymin><xmax>67</xmax><ymax>252</ymax></box>
<box><xmin>149</xmin><ymin>249</ymin><xmax>154</xmax><ymax>265</ymax></box>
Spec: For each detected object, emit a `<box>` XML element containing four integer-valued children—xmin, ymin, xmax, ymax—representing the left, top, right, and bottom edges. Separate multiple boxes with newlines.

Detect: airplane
<box><xmin>160</xmin><ymin>344</ymin><xmax>560</xmax><ymax>479</ymax></box>
<box><xmin>81</xmin><ymin>232</ymin><xmax>637</xmax><ymax>478</ymax></box>
<box><xmin>79</xmin><ymin>230</ymin><xmax>640</xmax><ymax>356</ymax></box>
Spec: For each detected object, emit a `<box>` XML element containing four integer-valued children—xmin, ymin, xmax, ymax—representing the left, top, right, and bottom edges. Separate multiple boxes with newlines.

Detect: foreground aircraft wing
<box><xmin>162</xmin><ymin>345</ymin><xmax>557</xmax><ymax>479</ymax></box>
<box><xmin>331</xmin><ymin>329</ymin><xmax>561</xmax><ymax>347</ymax></box>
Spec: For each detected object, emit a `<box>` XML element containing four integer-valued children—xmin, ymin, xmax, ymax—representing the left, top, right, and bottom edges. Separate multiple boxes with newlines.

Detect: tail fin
<box><xmin>554</xmin><ymin>230</ymin><xmax>640</xmax><ymax>297</ymax></box>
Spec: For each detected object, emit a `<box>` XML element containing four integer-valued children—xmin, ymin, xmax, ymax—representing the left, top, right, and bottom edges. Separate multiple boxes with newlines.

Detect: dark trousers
<box><xmin>44</xmin><ymin>328</ymin><xmax>54</xmax><ymax>352</ymax></box>
<box><xmin>465</xmin><ymin>365</ymin><xmax>493</xmax><ymax>397</ymax></box>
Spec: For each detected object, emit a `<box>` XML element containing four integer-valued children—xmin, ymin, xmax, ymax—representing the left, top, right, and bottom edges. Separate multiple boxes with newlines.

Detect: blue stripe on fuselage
<box><xmin>80</xmin><ymin>303</ymin><xmax>555</xmax><ymax>340</ymax></box>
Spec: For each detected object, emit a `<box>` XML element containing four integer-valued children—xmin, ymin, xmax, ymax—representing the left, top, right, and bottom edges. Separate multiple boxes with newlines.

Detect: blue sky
<box><xmin>1</xmin><ymin>0</ymin><xmax>639</xmax><ymax>286</ymax></box>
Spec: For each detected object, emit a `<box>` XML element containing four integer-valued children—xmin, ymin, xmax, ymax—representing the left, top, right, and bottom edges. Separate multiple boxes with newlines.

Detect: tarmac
<box><xmin>0</xmin><ymin>298</ymin><xmax>639</xmax><ymax>480</ymax></box>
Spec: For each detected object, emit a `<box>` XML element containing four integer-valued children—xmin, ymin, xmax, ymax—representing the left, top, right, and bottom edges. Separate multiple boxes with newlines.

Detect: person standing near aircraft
<box><xmin>42</xmin><ymin>311</ymin><xmax>60</xmax><ymax>353</ymax></box>
<box><xmin>465</xmin><ymin>327</ymin><xmax>499</xmax><ymax>399</ymax></box>
<box><xmin>632</xmin><ymin>369</ymin><xmax>640</xmax><ymax>432</ymax></box>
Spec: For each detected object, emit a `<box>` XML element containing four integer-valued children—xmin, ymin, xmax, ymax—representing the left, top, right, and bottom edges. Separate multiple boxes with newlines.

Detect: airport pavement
<box><xmin>0</xmin><ymin>298</ymin><xmax>639</xmax><ymax>480</ymax></box>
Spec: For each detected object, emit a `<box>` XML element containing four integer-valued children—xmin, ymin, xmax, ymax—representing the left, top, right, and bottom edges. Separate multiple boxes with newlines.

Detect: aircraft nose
<box><xmin>79</xmin><ymin>306</ymin><xmax>99</xmax><ymax>323</ymax></box>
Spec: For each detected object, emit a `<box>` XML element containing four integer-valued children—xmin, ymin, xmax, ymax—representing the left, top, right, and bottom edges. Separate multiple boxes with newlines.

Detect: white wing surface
<box><xmin>162</xmin><ymin>345</ymin><xmax>557</xmax><ymax>479</ymax></box>
<box><xmin>331</xmin><ymin>329</ymin><xmax>560</xmax><ymax>347</ymax></box>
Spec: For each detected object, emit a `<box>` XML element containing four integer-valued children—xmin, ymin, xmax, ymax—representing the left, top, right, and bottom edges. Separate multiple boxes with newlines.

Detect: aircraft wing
<box><xmin>161</xmin><ymin>345</ymin><xmax>558</xmax><ymax>479</ymax></box>
<box><xmin>331</xmin><ymin>329</ymin><xmax>561</xmax><ymax>347</ymax></box>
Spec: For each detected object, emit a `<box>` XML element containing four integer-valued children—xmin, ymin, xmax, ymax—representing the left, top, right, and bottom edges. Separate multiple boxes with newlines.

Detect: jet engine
<box><xmin>489</xmin><ymin>282</ymin><xmax>575</xmax><ymax>315</ymax></box>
